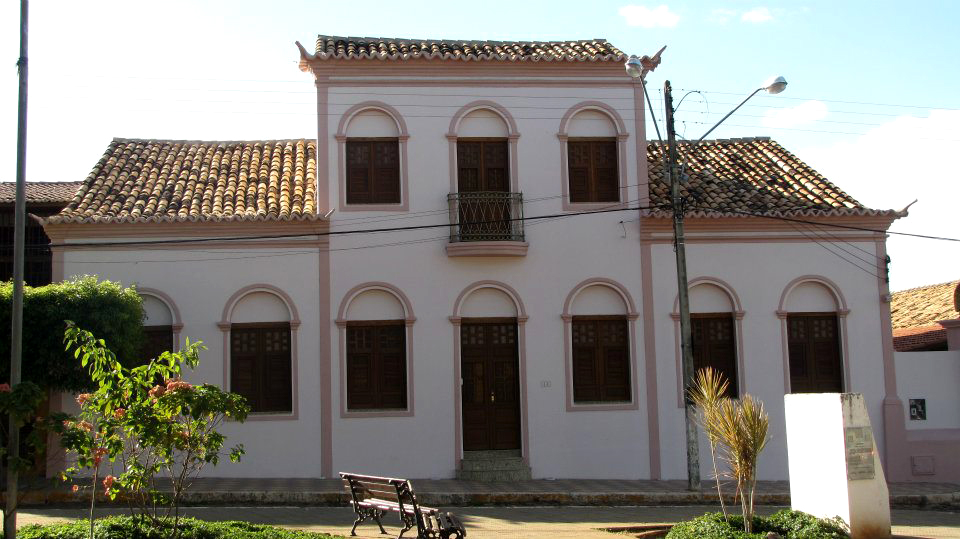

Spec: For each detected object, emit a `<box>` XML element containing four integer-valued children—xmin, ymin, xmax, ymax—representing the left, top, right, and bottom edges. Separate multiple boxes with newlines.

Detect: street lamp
<box><xmin>626</xmin><ymin>54</ymin><xmax>787</xmax><ymax>491</ymax></box>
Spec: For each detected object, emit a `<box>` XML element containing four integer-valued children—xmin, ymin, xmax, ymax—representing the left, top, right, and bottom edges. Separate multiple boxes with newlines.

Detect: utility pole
<box><xmin>664</xmin><ymin>80</ymin><xmax>700</xmax><ymax>491</ymax></box>
<box><xmin>7</xmin><ymin>1</ymin><xmax>29</xmax><ymax>536</ymax></box>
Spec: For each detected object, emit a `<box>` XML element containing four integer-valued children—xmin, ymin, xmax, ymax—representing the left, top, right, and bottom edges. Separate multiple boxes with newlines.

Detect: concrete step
<box><xmin>456</xmin><ymin>468</ymin><xmax>532</xmax><ymax>481</ymax></box>
<box><xmin>457</xmin><ymin>450</ymin><xmax>531</xmax><ymax>481</ymax></box>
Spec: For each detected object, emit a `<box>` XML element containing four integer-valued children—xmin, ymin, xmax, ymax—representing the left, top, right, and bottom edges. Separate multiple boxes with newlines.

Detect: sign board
<box><xmin>844</xmin><ymin>426</ymin><xmax>875</xmax><ymax>480</ymax></box>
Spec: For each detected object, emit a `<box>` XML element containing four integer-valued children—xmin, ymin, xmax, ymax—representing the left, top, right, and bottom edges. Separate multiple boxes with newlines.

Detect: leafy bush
<box><xmin>0</xmin><ymin>276</ymin><xmax>144</xmax><ymax>391</ymax></box>
<box><xmin>666</xmin><ymin>510</ymin><xmax>849</xmax><ymax>539</ymax></box>
<box><xmin>12</xmin><ymin>516</ymin><xmax>343</xmax><ymax>539</ymax></box>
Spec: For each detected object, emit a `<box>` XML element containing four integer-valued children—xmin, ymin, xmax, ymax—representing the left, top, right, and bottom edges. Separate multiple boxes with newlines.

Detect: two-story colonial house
<box><xmin>43</xmin><ymin>36</ymin><xmax>932</xmax><ymax>482</ymax></box>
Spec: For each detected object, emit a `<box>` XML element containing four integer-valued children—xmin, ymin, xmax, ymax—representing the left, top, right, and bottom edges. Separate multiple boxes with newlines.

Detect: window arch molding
<box><xmin>136</xmin><ymin>286</ymin><xmax>184</xmax><ymax>352</ymax></box>
<box><xmin>448</xmin><ymin>280</ymin><xmax>530</xmax><ymax>467</ymax></box>
<box><xmin>446</xmin><ymin>100</ymin><xmax>521</xmax><ymax>193</ymax></box>
<box><xmin>217</xmin><ymin>283</ymin><xmax>301</xmax><ymax>420</ymax></box>
<box><xmin>556</xmin><ymin>101</ymin><xmax>630</xmax><ymax>210</ymax></box>
<box><xmin>335</xmin><ymin>282</ymin><xmax>417</xmax><ymax>418</ymax></box>
<box><xmin>336</xmin><ymin>101</ymin><xmax>410</xmax><ymax>212</ymax></box>
<box><xmin>776</xmin><ymin>275</ymin><xmax>851</xmax><ymax>394</ymax></box>
<box><xmin>670</xmin><ymin>277</ymin><xmax>746</xmax><ymax>406</ymax></box>
<box><xmin>562</xmin><ymin>278</ymin><xmax>640</xmax><ymax>412</ymax></box>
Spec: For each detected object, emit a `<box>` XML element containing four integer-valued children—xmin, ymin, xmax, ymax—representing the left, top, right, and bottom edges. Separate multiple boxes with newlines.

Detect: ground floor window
<box><xmin>691</xmin><ymin>314</ymin><xmax>738</xmax><ymax>397</ymax></box>
<box><xmin>787</xmin><ymin>313</ymin><xmax>843</xmax><ymax>393</ymax></box>
<box><xmin>346</xmin><ymin>321</ymin><xmax>407</xmax><ymax>410</ymax></box>
<box><xmin>140</xmin><ymin>325</ymin><xmax>173</xmax><ymax>364</ymax></box>
<box><xmin>571</xmin><ymin>316</ymin><xmax>630</xmax><ymax>403</ymax></box>
<box><xmin>230</xmin><ymin>322</ymin><xmax>292</xmax><ymax>413</ymax></box>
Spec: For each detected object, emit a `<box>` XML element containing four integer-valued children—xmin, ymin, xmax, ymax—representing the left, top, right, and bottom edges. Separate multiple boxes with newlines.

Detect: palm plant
<box><xmin>689</xmin><ymin>368</ymin><xmax>770</xmax><ymax>534</ymax></box>
<box><xmin>688</xmin><ymin>367</ymin><xmax>730</xmax><ymax>519</ymax></box>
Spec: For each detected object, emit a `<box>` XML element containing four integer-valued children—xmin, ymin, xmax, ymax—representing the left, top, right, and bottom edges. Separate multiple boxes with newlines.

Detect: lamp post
<box><xmin>626</xmin><ymin>56</ymin><xmax>786</xmax><ymax>491</ymax></box>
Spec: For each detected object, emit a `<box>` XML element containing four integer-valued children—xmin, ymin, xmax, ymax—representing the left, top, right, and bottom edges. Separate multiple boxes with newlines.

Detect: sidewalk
<box><xmin>17</xmin><ymin>505</ymin><xmax>960</xmax><ymax>539</ymax></box>
<box><xmin>17</xmin><ymin>478</ymin><xmax>960</xmax><ymax>509</ymax></box>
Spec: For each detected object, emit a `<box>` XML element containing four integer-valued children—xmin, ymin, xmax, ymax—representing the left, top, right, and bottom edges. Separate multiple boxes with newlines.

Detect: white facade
<box><xmin>47</xmin><ymin>49</ymin><xmax>904</xmax><ymax>481</ymax></box>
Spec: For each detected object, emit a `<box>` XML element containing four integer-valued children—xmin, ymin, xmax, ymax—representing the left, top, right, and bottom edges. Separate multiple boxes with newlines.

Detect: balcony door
<box><xmin>457</xmin><ymin>140</ymin><xmax>511</xmax><ymax>240</ymax></box>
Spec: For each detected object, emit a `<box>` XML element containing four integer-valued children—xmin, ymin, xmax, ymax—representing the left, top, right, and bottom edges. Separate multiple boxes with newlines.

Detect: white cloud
<box><xmin>709</xmin><ymin>8</ymin><xmax>736</xmax><ymax>24</ymax></box>
<box><xmin>799</xmin><ymin>110</ymin><xmax>960</xmax><ymax>290</ymax></box>
<box><xmin>762</xmin><ymin>100</ymin><xmax>828</xmax><ymax>129</ymax></box>
<box><xmin>741</xmin><ymin>7</ymin><xmax>773</xmax><ymax>23</ymax></box>
<box><xmin>618</xmin><ymin>5</ymin><xmax>681</xmax><ymax>28</ymax></box>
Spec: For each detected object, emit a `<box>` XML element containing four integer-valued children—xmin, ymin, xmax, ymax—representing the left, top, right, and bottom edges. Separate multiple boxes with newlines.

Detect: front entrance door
<box><xmin>461</xmin><ymin>319</ymin><xmax>521</xmax><ymax>451</ymax></box>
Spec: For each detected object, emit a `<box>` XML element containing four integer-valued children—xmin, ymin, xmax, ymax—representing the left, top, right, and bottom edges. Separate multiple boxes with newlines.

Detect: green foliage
<box><xmin>12</xmin><ymin>516</ymin><xmax>343</xmax><ymax>539</ymax></box>
<box><xmin>666</xmin><ymin>510</ymin><xmax>849</xmax><ymax>539</ymax></box>
<box><xmin>58</xmin><ymin>325</ymin><xmax>250</xmax><ymax>537</ymax></box>
<box><xmin>0</xmin><ymin>276</ymin><xmax>145</xmax><ymax>392</ymax></box>
<box><xmin>0</xmin><ymin>380</ymin><xmax>48</xmax><ymax>473</ymax></box>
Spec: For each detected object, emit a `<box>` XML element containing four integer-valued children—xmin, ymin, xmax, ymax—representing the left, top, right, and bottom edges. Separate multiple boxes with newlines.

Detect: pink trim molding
<box><xmin>446</xmin><ymin>100</ymin><xmax>521</xmax><ymax>195</ymax></box>
<box><xmin>315</xmin><ymin>77</ymin><xmax>330</xmax><ymax>213</ymax></box>
<box><xmin>632</xmin><ymin>81</ymin><xmax>650</xmax><ymax>208</ymax></box>
<box><xmin>218</xmin><ymin>284</ymin><xmax>301</xmax><ymax>421</ymax></box>
<box><xmin>776</xmin><ymin>276</ymin><xmax>851</xmax><ymax>394</ymax></box>
<box><xmin>557</xmin><ymin>101</ymin><xmax>631</xmax><ymax>211</ymax></box>
<box><xmin>136</xmin><ymin>287</ymin><xmax>184</xmax><ymax>352</ymax></box>
<box><xmin>639</xmin><ymin>242</ymin><xmax>661</xmax><ymax>479</ymax></box>
<box><xmin>561</xmin><ymin>278</ymin><xmax>640</xmax><ymax>412</ymax></box>
<box><xmin>318</xmin><ymin>247</ymin><xmax>333</xmax><ymax>477</ymax></box>
<box><xmin>336</xmin><ymin>101</ymin><xmax>410</xmax><ymax>212</ymax></box>
<box><xmin>450</xmin><ymin>281</ymin><xmax>530</xmax><ymax>469</ymax></box>
<box><xmin>670</xmin><ymin>277</ymin><xmax>747</xmax><ymax>406</ymax></box>
<box><xmin>445</xmin><ymin>241</ymin><xmax>528</xmax><ymax>257</ymax></box>
<box><xmin>335</xmin><ymin>282</ymin><xmax>417</xmax><ymax>418</ymax></box>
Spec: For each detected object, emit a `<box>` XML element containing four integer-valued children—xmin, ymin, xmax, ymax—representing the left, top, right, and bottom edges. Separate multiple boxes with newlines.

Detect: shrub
<box><xmin>12</xmin><ymin>516</ymin><xmax>343</xmax><ymax>539</ymax></box>
<box><xmin>666</xmin><ymin>510</ymin><xmax>849</xmax><ymax>539</ymax></box>
<box><xmin>0</xmin><ymin>276</ymin><xmax>144</xmax><ymax>392</ymax></box>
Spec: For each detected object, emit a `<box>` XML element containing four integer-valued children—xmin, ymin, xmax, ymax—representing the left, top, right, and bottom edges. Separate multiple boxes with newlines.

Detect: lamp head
<box><xmin>625</xmin><ymin>55</ymin><xmax>644</xmax><ymax>79</ymax></box>
<box><xmin>763</xmin><ymin>76</ymin><xmax>788</xmax><ymax>94</ymax></box>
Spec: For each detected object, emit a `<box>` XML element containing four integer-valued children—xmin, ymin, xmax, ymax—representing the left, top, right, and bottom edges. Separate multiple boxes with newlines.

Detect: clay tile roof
<box><xmin>47</xmin><ymin>139</ymin><xmax>319</xmax><ymax>224</ymax></box>
<box><xmin>311</xmin><ymin>35</ymin><xmax>626</xmax><ymax>63</ymax></box>
<box><xmin>645</xmin><ymin>138</ymin><xmax>900</xmax><ymax>217</ymax></box>
<box><xmin>0</xmin><ymin>181</ymin><xmax>82</xmax><ymax>205</ymax></box>
<box><xmin>890</xmin><ymin>280</ymin><xmax>960</xmax><ymax>330</ymax></box>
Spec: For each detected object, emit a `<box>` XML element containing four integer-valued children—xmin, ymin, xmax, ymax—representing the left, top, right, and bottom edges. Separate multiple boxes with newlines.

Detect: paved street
<box><xmin>16</xmin><ymin>505</ymin><xmax>960</xmax><ymax>538</ymax></box>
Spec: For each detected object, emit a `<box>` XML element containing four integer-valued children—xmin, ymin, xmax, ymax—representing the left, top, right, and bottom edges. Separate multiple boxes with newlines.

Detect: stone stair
<box><xmin>456</xmin><ymin>450</ymin><xmax>532</xmax><ymax>481</ymax></box>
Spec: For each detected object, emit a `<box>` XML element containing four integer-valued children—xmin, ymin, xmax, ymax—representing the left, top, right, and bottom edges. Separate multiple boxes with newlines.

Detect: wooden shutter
<box><xmin>572</xmin><ymin>317</ymin><xmax>630</xmax><ymax>403</ymax></box>
<box><xmin>691</xmin><ymin>314</ymin><xmax>738</xmax><ymax>397</ymax></box>
<box><xmin>567</xmin><ymin>139</ymin><xmax>619</xmax><ymax>203</ymax></box>
<box><xmin>788</xmin><ymin>314</ymin><xmax>842</xmax><ymax>393</ymax></box>
<box><xmin>346</xmin><ymin>139</ymin><xmax>400</xmax><ymax>204</ymax></box>
<box><xmin>346</xmin><ymin>322</ymin><xmax>407</xmax><ymax>410</ymax></box>
<box><xmin>141</xmin><ymin>325</ymin><xmax>174</xmax><ymax>365</ymax></box>
<box><xmin>457</xmin><ymin>140</ymin><xmax>509</xmax><ymax>192</ymax></box>
<box><xmin>230</xmin><ymin>323</ymin><xmax>292</xmax><ymax>413</ymax></box>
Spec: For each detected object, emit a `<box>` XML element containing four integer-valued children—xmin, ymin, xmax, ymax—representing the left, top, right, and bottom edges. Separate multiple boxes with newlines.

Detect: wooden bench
<box><xmin>340</xmin><ymin>472</ymin><xmax>466</xmax><ymax>539</ymax></box>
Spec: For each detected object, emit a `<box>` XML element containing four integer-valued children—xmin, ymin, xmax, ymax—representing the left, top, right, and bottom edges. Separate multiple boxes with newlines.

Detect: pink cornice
<box><xmin>671</xmin><ymin>276</ymin><xmax>745</xmax><ymax>314</ymax></box>
<box><xmin>447</xmin><ymin>100</ymin><xmax>520</xmax><ymax>137</ymax></box>
<box><xmin>219</xmin><ymin>283</ymin><xmax>302</xmax><ymax>325</ymax></box>
<box><xmin>557</xmin><ymin>100</ymin><xmax>628</xmax><ymax>136</ymax></box>
<box><xmin>337</xmin><ymin>281</ymin><xmax>416</xmax><ymax>322</ymax></box>
<box><xmin>451</xmin><ymin>280</ymin><xmax>528</xmax><ymax>319</ymax></box>
<box><xmin>335</xmin><ymin>101</ymin><xmax>409</xmax><ymax>137</ymax></box>
<box><xmin>777</xmin><ymin>275</ymin><xmax>849</xmax><ymax>312</ymax></box>
<box><xmin>562</xmin><ymin>277</ymin><xmax>638</xmax><ymax>316</ymax></box>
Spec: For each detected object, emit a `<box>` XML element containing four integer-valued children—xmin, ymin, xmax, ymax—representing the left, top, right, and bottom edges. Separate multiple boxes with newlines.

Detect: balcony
<box><xmin>446</xmin><ymin>192</ymin><xmax>528</xmax><ymax>257</ymax></box>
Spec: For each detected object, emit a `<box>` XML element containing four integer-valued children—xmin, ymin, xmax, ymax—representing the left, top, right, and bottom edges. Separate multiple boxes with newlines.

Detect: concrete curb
<box><xmin>11</xmin><ymin>489</ymin><xmax>960</xmax><ymax>509</ymax></box>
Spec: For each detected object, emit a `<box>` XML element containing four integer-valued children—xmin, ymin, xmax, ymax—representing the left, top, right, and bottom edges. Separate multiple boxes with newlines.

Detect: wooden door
<box><xmin>788</xmin><ymin>314</ymin><xmax>843</xmax><ymax>393</ymax></box>
<box><xmin>457</xmin><ymin>140</ymin><xmax>510</xmax><ymax>240</ymax></box>
<box><xmin>461</xmin><ymin>319</ymin><xmax>521</xmax><ymax>451</ymax></box>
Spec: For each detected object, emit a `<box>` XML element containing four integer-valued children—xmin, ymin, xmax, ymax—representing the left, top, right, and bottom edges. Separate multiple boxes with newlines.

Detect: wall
<box><xmin>895</xmin><ymin>350</ymin><xmax>960</xmax><ymax>430</ymax></box>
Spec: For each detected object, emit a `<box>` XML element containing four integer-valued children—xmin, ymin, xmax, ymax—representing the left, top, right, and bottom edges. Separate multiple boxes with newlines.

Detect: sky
<box><xmin>1</xmin><ymin>0</ymin><xmax>957</xmax><ymax>291</ymax></box>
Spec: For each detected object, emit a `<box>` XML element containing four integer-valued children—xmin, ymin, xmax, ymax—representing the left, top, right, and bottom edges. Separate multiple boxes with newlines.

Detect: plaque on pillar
<box><xmin>784</xmin><ymin>393</ymin><xmax>891</xmax><ymax>539</ymax></box>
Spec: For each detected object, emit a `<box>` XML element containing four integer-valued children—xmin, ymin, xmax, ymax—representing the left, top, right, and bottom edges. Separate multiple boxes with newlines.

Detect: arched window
<box><xmin>689</xmin><ymin>283</ymin><xmax>740</xmax><ymax>397</ymax></box>
<box><xmin>778</xmin><ymin>278</ymin><xmax>848</xmax><ymax>394</ymax></box>
<box><xmin>220</xmin><ymin>286</ymin><xmax>300</xmax><ymax>416</ymax></box>
<box><xmin>336</xmin><ymin>102</ymin><xmax>409</xmax><ymax>211</ymax></box>
<box><xmin>558</xmin><ymin>102</ymin><xmax>629</xmax><ymax>209</ymax></box>
<box><xmin>137</xmin><ymin>288</ymin><xmax>183</xmax><ymax>363</ymax></box>
<box><xmin>337</xmin><ymin>284</ymin><xmax>416</xmax><ymax>416</ymax></box>
<box><xmin>563</xmin><ymin>279</ymin><xmax>639</xmax><ymax>410</ymax></box>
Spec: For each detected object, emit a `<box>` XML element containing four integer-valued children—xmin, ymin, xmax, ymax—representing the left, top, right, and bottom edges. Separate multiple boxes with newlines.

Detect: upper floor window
<box><xmin>567</xmin><ymin>138</ymin><xmax>618</xmax><ymax>203</ymax></box>
<box><xmin>346</xmin><ymin>139</ymin><xmax>400</xmax><ymax>204</ymax></box>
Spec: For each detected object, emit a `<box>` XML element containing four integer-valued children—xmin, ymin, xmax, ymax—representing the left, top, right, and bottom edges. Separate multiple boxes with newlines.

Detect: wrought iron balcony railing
<box><xmin>447</xmin><ymin>192</ymin><xmax>524</xmax><ymax>243</ymax></box>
